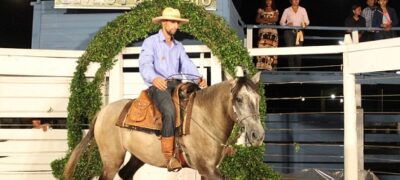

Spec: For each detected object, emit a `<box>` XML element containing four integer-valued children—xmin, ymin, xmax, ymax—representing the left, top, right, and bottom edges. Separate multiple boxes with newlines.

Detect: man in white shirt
<box><xmin>280</xmin><ymin>0</ymin><xmax>309</xmax><ymax>71</ymax></box>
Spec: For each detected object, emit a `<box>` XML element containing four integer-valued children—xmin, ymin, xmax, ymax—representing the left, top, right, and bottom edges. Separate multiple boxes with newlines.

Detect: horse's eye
<box><xmin>236</xmin><ymin>97</ymin><xmax>243</xmax><ymax>103</ymax></box>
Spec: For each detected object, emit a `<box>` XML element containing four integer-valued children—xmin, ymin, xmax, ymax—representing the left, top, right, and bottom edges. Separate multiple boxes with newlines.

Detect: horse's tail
<box><xmin>63</xmin><ymin>114</ymin><xmax>98</xmax><ymax>180</ymax></box>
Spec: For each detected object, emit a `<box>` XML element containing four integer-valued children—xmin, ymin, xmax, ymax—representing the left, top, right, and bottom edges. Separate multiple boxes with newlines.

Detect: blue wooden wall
<box><xmin>265</xmin><ymin>114</ymin><xmax>400</xmax><ymax>179</ymax></box>
<box><xmin>31</xmin><ymin>0</ymin><xmax>244</xmax><ymax>50</ymax></box>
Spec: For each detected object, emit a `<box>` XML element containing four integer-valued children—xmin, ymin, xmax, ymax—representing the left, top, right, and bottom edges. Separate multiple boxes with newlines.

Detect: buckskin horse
<box><xmin>63</xmin><ymin>71</ymin><xmax>264</xmax><ymax>180</ymax></box>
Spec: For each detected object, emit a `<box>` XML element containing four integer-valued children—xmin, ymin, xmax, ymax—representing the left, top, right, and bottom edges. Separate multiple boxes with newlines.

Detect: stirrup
<box><xmin>167</xmin><ymin>157</ymin><xmax>182</xmax><ymax>172</ymax></box>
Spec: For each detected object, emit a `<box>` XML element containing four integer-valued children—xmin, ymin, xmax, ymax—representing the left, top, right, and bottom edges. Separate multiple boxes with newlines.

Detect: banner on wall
<box><xmin>54</xmin><ymin>0</ymin><xmax>217</xmax><ymax>11</ymax></box>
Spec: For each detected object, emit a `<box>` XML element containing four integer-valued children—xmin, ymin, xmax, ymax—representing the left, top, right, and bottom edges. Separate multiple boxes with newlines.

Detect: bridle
<box><xmin>190</xmin><ymin>87</ymin><xmax>261</xmax><ymax>168</ymax></box>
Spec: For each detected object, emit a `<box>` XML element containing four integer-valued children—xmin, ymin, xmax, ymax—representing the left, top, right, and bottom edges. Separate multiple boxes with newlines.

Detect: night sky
<box><xmin>0</xmin><ymin>0</ymin><xmax>33</xmax><ymax>48</ymax></box>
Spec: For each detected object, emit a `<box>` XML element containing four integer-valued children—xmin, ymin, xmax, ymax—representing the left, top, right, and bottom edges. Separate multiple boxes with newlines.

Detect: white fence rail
<box><xmin>0</xmin><ymin>45</ymin><xmax>220</xmax><ymax>118</ymax></box>
<box><xmin>0</xmin><ymin>129</ymin><xmax>67</xmax><ymax>179</ymax></box>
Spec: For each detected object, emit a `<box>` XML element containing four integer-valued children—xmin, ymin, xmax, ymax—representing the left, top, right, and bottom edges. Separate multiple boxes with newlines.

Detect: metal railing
<box><xmin>246</xmin><ymin>25</ymin><xmax>400</xmax><ymax>48</ymax></box>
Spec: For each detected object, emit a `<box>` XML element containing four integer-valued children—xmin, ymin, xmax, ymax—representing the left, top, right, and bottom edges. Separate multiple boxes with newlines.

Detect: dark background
<box><xmin>235</xmin><ymin>0</ymin><xmax>400</xmax><ymax>26</ymax></box>
<box><xmin>0</xmin><ymin>0</ymin><xmax>33</xmax><ymax>48</ymax></box>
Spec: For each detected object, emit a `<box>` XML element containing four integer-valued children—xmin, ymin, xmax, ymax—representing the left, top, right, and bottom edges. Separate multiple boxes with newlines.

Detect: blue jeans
<box><xmin>148</xmin><ymin>80</ymin><xmax>180</xmax><ymax>137</ymax></box>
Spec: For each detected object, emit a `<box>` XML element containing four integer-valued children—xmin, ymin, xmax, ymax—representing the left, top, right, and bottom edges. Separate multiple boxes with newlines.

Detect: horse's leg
<box><xmin>199</xmin><ymin>167</ymin><xmax>224</xmax><ymax>180</ymax></box>
<box><xmin>95</xmin><ymin>100</ymin><xmax>130</xmax><ymax>180</ymax></box>
<box><xmin>98</xmin><ymin>149</ymin><xmax>126</xmax><ymax>180</ymax></box>
<box><xmin>118</xmin><ymin>153</ymin><xmax>144</xmax><ymax>180</ymax></box>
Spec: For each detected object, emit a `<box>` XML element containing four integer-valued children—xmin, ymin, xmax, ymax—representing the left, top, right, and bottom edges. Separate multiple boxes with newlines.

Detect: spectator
<box><xmin>372</xmin><ymin>0</ymin><xmax>398</xmax><ymax>40</ymax></box>
<box><xmin>362</xmin><ymin>0</ymin><xmax>378</xmax><ymax>41</ymax></box>
<box><xmin>345</xmin><ymin>4</ymin><xmax>366</xmax><ymax>42</ymax></box>
<box><xmin>280</xmin><ymin>0</ymin><xmax>309</xmax><ymax>71</ymax></box>
<box><xmin>255</xmin><ymin>0</ymin><xmax>279</xmax><ymax>71</ymax></box>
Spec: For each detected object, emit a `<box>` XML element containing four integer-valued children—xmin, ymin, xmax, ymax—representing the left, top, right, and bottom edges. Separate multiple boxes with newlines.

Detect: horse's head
<box><xmin>227</xmin><ymin>71</ymin><xmax>264</xmax><ymax>147</ymax></box>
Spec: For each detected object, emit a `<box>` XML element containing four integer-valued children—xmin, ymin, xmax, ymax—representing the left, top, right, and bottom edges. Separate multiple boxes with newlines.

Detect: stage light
<box><xmin>301</xmin><ymin>97</ymin><xmax>305</xmax><ymax>101</ymax></box>
<box><xmin>330</xmin><ymin>94</ymin><xmax>336</xmax><ymax>99</ymax></box>
<box><xmin>338</xmin><ymin>41</ymin><xmax>344</xmax><ymax>45</ymax></box>
<box><xmin>340</xmin><ymin>98</ymin><xmax>344</xmax><ymax>103</ymax></box>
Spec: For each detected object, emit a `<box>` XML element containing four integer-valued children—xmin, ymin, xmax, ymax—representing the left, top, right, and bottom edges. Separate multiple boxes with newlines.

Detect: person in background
<box><xmin>345</xmin><ymin>4</ymin><xmax>366</xmax><ymax>42</ymax></box>
<box><xmin>255</xmin><ymin>0</ymin><xmax>279</xmax><ymax>71</ymax></box>
<box><xmin>372</xmin><ymin>0</ymin><xmax>398</xmax><ymax>39</ymax></box>
<box><xmin>362</xmin><ymin>0</ymin><xmax>377</xmax><ymax>41</ymax></box>
<box><xmin>280</xmin><ymin>0</ymin><xmax>309</xmax><ymax>71</ymax></box>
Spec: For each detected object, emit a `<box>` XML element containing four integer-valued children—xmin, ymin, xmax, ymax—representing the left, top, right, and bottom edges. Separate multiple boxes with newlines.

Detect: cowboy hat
<box><xmin>152</xmin><ymin>7</ymin><xmax>189</xmax><ymax>24</ymax></box>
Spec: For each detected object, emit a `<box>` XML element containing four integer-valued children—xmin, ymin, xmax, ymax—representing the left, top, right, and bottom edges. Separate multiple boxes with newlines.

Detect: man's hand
<box><xmin>199</xmin><ymin>78</ymin><xmax>208</xmax><ymax>89</ymax></box>
<box><xmin>152</xmin><ymin>77</ymin><xmax>167</xmax><ymax>91</ymax></box>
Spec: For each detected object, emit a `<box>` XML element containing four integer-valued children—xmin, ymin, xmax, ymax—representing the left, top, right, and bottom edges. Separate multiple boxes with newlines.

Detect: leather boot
<box><xmin>161</xmin><ymin>136</ymin><xmax>182</xmax><ymax>171</ymax></box>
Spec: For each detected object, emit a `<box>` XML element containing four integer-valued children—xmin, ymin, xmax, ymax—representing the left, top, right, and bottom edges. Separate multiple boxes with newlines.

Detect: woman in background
<box><xmin>255</xmin><ymin>0</ymin><xmax>279</xmax><ymax>70</ymax></box>
<box><xmin>372</xmin><ymin>0</ymin><xmax>398</xmax><ymax>39</ymax></box>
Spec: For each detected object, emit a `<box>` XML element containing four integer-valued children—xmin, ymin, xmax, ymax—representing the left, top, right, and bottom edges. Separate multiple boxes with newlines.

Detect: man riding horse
<box><xmin>139</xmin><ymin>7</ymin><xmax>208</xmax><ymax>171</ymax></box>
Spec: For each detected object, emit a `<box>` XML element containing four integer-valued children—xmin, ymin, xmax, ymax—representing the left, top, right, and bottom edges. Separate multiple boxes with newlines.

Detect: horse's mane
<box><xmin>194</xmin><ymin>76</ymin><xmax>259</xmax><ymax>107</ymax></box>
<box><xmin>194</xmin><ymin>81</ymin><xmax>231</xmax><ymax>107</ymax></box>
<box><xmin>231</xmin><ymin>76</ymin><xmax>259</xmax><ymax>98</ymax></box>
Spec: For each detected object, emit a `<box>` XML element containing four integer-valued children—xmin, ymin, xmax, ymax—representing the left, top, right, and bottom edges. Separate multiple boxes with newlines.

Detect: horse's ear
<box><xmin>251</xmin><ymin>71</ymin><xmax>262</xmax><ymax>84</ymax></box>
<box><xmin>224</xmin><ymin>70</ymin><xmax>234</xmax><ymax>80</ymax></box>
<box><xmin>235</xmin><ymin>66</ymin><xmax>244</xmax><ymax>77</ymax></box>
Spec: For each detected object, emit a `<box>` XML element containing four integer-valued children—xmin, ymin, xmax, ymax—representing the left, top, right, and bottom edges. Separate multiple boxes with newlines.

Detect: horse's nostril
<box><xmin>252</xmin><ymin>132</ymin><xmax>258</xmax><ymax>140</ymax></box>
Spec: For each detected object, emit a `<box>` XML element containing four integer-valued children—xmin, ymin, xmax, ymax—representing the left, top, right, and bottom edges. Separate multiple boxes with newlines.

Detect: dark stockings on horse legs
<box><xmin>117</xmin><ymin>154</ymin><xmax>144</xmax><ymax>180</ymax></box>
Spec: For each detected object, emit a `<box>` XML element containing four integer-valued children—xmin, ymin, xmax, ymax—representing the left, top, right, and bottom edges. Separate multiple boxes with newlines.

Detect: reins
<box><xmin>191</xmin><ymin>110</ymin><xmax>260</xmax><ymax>168</ymax></box>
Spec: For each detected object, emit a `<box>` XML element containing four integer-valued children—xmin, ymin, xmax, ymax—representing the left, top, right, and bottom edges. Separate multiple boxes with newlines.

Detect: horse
<box><xmin>63</xmin><ymin>71</ymin><xmax>265</xmax><ymax>180</ymax></box>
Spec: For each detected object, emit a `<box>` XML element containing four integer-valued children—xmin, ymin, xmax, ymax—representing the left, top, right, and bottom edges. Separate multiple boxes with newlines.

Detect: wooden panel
<box><xmin>124</xmin><ymin>83</ymin><xmax>148</xmax><ymax>97</ymax></box>
<box><xmin>0</xmin><ymin>129</ymin><xmax>68</xmax><ymax>175</ymax></box>
<box><xmin>0</xmin><ymin>173</ymin><xmax>54</xmax><ymax>180</ymax></box>
<box><xmin>0</xmin><ymin>154</ymin><xmax>65</xmax><ymax>166</ymax></box>
<box><xmin>0</xmin><ymin>140</ymin><xmax>67</xmax><ymax>153</ymax></box>
<box><xmin>0</xmin><ymin>97</ymin><xmax>68</xmax><ymax>113</ymax></box>
<box><xmin>266</xmin><ymin>131</ymin><xmax>344</xmax><ymax>142</ymax></box>
<box><xmin>123</xmin><ymin>45</ymin><xmax>211</xmax><ymax>54</ymax></box>
<box><xmin>268</xmin><ymin>163</ymin><xmax>344</xmax><ymax>172</ymax></box>
<box><xmin>39</xmin><ymin>13</ymin><xmax>120</xmax><ymax>50</ymax></box>
<box><xmin>0</xmin><ymin>129</ymin><xmax>67</xmax><ymax>140</ymax></box>
<box><xmin>0</xmin><ymin>48</ymin><xmax>83</xmax><ymax>58</ymax></box>
<box><xmin>0</xmin><ymin>56</ymin><xmax>100</xmax><ymax>77</ymax></box>
<box><xmin>134</xmin><ymin>165</ymin><xmax>201</xmax><ymax>180</ymax></box>
<box><xmin>123</xmin><ymin>73</ymin><xmax>146</xmax><ymax>84</ymax></box>
<box><xmin>0</xmin><ymin>82</ymin><xmax>70</xmax><ymax>98</ymax></box>
<box><xmin>266</xmin><ymin>144</ymin><xmax>343</xmax><ymax>156</ymax></box>
<box><xmin>248</xmin><ymin>45</ymin><xmax>343</xmax><ymax>56</ymax></box>
<box><xmin>0</xmin><ymin>112</ymin><xmax>67</xmax><ymax>118</ymax></box>
<box><xmin>123</xmin><ymin>58</ymin><xmax>213</xmax><ymax>68</ymax></box>
<box><xmin>347</xmin><ymin>37</ymin><xmax>400</xmax><ymax>73</ymax></box>
<box><xmin>0</xmin><ymin>76</ymin><xmax>72</xmax><ymax>84</ymax></box>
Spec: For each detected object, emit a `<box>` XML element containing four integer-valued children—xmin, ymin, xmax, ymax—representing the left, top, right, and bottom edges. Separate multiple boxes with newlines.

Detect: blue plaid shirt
<box><xmin>362</xmin><ymin>6</ymin><xmax>377</xmax><ymax>28</ymax></box>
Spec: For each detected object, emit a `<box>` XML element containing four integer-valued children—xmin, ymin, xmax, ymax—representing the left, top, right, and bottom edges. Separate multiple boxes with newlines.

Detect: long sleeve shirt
<box><xmin>362</xmin><ymin>6</ymin><xmax>377</xmax><ymax>28</ymax></box>
<box><xmin>280</xmin><ymin>6</ymin><xmax>310</xmax><ymax>26</ymax></box>
<box><xmin>372</xmin><ymin>7</ymin><xmax>399</xmax><ymax>28</ymax></box>
<box><xmin>139</xmin><ymin>30</ymin><xmax>201</xmax><ymax>85</ymax></box>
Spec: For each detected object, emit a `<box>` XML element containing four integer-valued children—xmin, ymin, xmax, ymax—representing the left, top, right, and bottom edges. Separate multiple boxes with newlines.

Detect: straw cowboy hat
<box><xmin>152</xmin><ymin>7</ymin><xmax>189</xmax><ymax>24</ymax></box>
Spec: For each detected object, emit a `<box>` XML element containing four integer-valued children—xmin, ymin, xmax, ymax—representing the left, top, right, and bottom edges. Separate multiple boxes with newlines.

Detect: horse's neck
<box><xmin>192</xmin><ymin>82</ymin><xmax>235</xmax><ymax>141</ymax></box>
